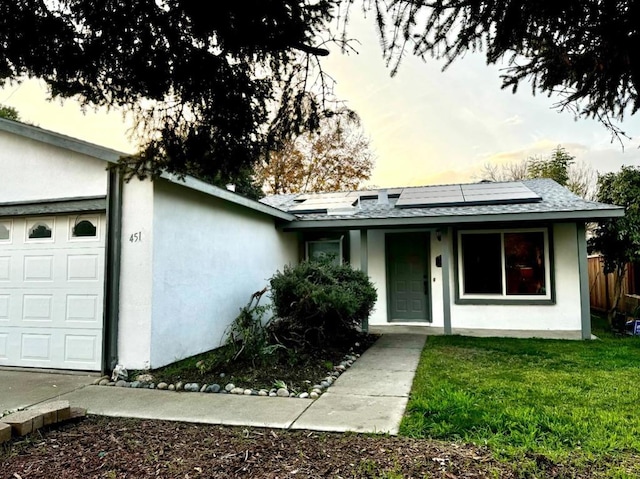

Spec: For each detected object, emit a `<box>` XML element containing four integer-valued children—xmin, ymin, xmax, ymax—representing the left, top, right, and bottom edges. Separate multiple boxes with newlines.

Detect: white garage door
<box><xmin>0</xmin><ymin>213</ymin><xmax>105</xmax><ymax>371</ymax></box>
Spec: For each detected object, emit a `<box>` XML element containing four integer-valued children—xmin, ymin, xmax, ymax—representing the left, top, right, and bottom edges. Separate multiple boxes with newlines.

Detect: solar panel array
<box><xmin>285</xmin><ymin>182</ymin><xmax>541</xmax><ymax>213</ymax></box>
<box><xmin>395</xmin><ymin>182</ymin><xmax>541</xmax><ymax>208</ymax></box>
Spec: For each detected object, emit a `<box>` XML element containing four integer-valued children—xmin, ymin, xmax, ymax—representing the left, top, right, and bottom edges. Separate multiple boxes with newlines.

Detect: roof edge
<box><xmin>0</xmin><ymin>196</ymin><xmax>107</xmax><ymax>217</ymax></box>
<box><xmin>281</xmin><ymin>207</ymin><xmax>625</xmax><ymax>231</ymax></box>
<box><xmin>0</xmin><ymin>117</ymin><xmax>128</xmax><ymax>163</ymax></box>
<box><xmin>159</xmin><ymin>173</ymin><xmax>296</xmax><ymax>221</ymax></box>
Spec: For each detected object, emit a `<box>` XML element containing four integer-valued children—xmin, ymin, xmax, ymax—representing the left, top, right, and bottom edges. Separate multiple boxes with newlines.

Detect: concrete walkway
<box><xmin>290</xmin><ymin>333</ymin><xmax>426</xmax><ymax>434</ymax></box>
<box><xmin>0</xmin><ymin>334</ymin><xmax>426</xmax><ymax>435</ymax></box>
<box><xmin>0</xmin><ymin>368</ymin><xmax>96</xmax><ymax>413</ymax></box>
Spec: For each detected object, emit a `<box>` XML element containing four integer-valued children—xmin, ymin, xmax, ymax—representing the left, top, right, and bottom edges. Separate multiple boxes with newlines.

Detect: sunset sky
<box><xmin>2</xmin><ymin>9</ymin><xmax>640</xmax><ymax>188</ymax></box>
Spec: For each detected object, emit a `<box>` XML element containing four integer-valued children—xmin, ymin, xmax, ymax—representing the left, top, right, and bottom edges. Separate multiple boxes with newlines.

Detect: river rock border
<box><xmin>92</xmin><ymin>352</ymin><xmax>361</xmax><ymax>399</ymax></box>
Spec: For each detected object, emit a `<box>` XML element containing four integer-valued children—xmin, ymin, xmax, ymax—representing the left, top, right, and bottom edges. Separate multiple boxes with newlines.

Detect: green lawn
<box><xmin>401</xmin><ymin>314</ymin><xmax>640</xmax><ymax>474</ymax></box>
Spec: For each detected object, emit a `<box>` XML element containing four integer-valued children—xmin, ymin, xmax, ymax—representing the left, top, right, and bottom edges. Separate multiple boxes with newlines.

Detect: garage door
<box><xmin>0</xmin><ymin>213</ymin><xmax>105</xmax><ymax>370</ymax></box>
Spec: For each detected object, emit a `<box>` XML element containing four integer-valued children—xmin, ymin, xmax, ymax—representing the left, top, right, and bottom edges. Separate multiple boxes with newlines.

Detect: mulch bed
<box><xmin>1</xmin><ymin>416</ymin><xmax>517</xmax><ymax>478</ymax></box>
<box><xmin>149</xmin><ymin>332</ymin><xmax>379</xmax><ymax>393</ymax></box>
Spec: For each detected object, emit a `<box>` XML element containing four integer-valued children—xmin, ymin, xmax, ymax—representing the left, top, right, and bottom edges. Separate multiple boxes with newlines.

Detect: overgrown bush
<box><xmin>269</xmin><ymin>260</ymin><xmax>377</xmax><ymax>346</ymax></box>
<box><xmin>224</xmin><ymin>288</ymin><xmax>282</xmax><ymax>366</ymax></box>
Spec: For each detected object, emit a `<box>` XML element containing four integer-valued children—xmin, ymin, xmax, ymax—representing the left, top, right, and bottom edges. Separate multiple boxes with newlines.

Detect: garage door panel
<box><xmin>0</xmin><ymin>327</ymin><xmax>102</xmax><ymax>369</ymax></box>
<box><xmin>22</xmin><ymin>294</ymin><xmax>54</xmax><ymax>322</ymax></box>
<box><xmin>21</xmin><ymin>332</ymin><xmax>52</xmax><ymax>360</ymax></box>
<box><xmin>66</xmin><ymin>294</ymin><xmax>100</xmax><ymax>324</ymax></box>
<box><xmin>23</xmin><ymin>255</ymin><xmax>54</xmax><ymax>281</ymax></box>
<box><xmin>67</xmin><ymin>254</ymin><xmax>100</xmax><ymax>281</ymax></box>
<box><xmin>64</xmin><ymin>334</ymin><xmax>99</xmax><ymax>363</ymax></box>
<box><xmin>0</xmin><ymin>295</ymin><xmax>9</xmax><ymax>320</ymax></box>
<box><xmin>0</xmin><ymin>213</ymin><xmax>105</xmax><ymax>371</ymax></box>
<box><xmin>1</xmin><ymin>289</ymin><xmax>103</xmax><ymax>328</ymax></box>
<box><xmin>0</xmin><ymin>256</ymin><xmax>10</xmax><ymax>281</ymax></box>
<box><xmin>1</xmin><ymin>250</ymin><xmax>104</xmax><ymax>288</ymax></box>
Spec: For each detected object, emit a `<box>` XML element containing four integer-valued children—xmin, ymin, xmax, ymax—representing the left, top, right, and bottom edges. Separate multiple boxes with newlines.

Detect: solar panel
<box><xmin>287</xmin><ymin>196</ymin><xmax>359</xmax><ymax>213</ymax></box>
<box><xmin>295</xmin><ymin>192</ymin><xmax>350</xmax><ymax>201</ymax></box>
<box><xmin>395</xmin><ymin>182</ymin><xmax>541</xmax><ymax>208</ymax></box>
<box><xmin>461</xmin><ymin>182</ymin><xmax>541</xmax><ymax>205</ymax></box>
<box><xmin>461</xmin><ymin>182</ymin><xmax>528</xmax><ymax>190</ymax></box>
<box><xmin>396</xmin><ymin>185</ymin><xmax>465</xmax><ymax>207</ymax></box>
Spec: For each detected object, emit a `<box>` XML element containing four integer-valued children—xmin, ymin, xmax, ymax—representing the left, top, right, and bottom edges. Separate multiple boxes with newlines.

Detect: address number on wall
<box><xmin>129</xmin><ymin>231</ymin><xmax>142</xmax><ymax>243</ymax></box>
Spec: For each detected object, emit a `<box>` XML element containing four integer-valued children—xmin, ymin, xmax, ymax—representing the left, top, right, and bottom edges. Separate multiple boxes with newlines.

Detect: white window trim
<box><xmin>457</xmin><ymin>227</ymin><xmax>552</xmax><ymax>301</ymax></box>
<box><xmin>25</xmin><ymin>217</ymin><xmax>55</xmax><ymax>243</ymax></box>
<box><xmin>0</xmin><ymin>219</ymin><xmax>12</xmax><ymax>243</ymax></box>
<box><xmin>305</xmin><ymin>237</ymin><xmax>343</xmax><ymax>264</ymax></box>
<box><xmin>68</xmin><ymin>214</ymin><xmax>100</xmax><ymax>242</ymax></box>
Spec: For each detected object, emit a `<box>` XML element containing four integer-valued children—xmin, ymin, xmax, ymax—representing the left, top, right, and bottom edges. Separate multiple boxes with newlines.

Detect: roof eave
<box><xmin>280</xmin><ymin>208</ymin><xmax>625</xmax><ymax>231</ymax></box>
<box><xmin>0</xmin><ymin>117</ymin><xmax>127</xmax><ymax>162</ymax></box>
<box><xmin>0</xmin><ymin>196</ymin><xmax>107</xmax><ymax>216</ymax></box>
<box><xmin>159</xmin><ymin>173</ymin><xmax>296</xmax><ymax>221</ymax></box>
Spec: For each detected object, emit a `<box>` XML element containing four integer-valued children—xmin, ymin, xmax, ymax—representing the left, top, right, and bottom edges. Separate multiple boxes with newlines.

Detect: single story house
<box><xmin>262</xmin><ymin>181</ymin><xmax>623</xmax><ymax>341</ymax></box>
<box><xmin>0</xmin><ymin>118</ymin><xmax>624</xmax><ymax>374</ymax></box>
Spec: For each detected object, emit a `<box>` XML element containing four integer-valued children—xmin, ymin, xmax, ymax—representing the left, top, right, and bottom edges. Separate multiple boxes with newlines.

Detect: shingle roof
<box><xmin>261</xmin><ymin>179</ymin><xmax>623</xmax><ymax>229</ymax></box>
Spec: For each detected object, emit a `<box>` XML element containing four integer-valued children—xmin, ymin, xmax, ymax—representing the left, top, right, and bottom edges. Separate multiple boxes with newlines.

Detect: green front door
<box><xmin>387</xmin><ymin>233</ymin><xmax>430</xmax><ymax>322</ymax></box>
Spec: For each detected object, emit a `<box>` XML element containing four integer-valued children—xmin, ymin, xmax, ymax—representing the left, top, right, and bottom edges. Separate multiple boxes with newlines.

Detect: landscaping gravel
<box><xmin>93</xmin><ymin>350</ymin><xmax>364</xmax><ymax>400</ymax></box>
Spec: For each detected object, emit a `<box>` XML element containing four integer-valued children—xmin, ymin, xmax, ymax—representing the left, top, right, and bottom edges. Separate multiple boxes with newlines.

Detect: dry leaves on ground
<box><xmin>1</xmin><ymin>416</ymin><xmax>512</xmax><ymax>478</ymax></box>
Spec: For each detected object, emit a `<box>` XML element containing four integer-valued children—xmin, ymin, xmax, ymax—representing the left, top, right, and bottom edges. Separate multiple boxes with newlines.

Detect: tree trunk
<box><xmin>607</xmin><ymin>263</ymin><xmax>627</xmax><ymax>325</ymax></box>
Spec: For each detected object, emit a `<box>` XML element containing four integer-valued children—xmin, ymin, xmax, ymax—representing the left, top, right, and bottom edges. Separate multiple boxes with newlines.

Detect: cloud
<box><xmin>477</xmin><ymin>140</ymin><xmax>590</xmax><ymax>166</ymax></box>
<box><xmin>501</xmin><ymin>115</ymin><xmax>524</xmax><ymax>126</ymax></box>
<box><xmin>581</xmin><ymin>146</ymin><xmax>640</xmax><ymax>175</ymax></box>
<box><xmin>465</xmin><ymin>139</ymin><xmax>640</xmax><ymax>181</ymax></box>
<box><xmin>411</xmin><ymin>169</ymin><xmax>475</xmax><ymax>186</ymax></box>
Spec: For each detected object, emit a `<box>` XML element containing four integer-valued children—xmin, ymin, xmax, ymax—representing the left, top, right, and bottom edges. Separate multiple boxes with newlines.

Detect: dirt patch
<box><xmin>1</xmin><ymin>416</ymin><xmax>514</xmax><ymax>478</ymax></box>
<box><xmin>4</xmin><ymin>417</ymin><xmax>636</xmax><ymax>478</ymax></box>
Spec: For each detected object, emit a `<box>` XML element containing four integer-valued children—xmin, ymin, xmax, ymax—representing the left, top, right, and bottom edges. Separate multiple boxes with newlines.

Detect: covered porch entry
<box><xmin>293</xmin><ymin>225</ymin><xmax>450</xmax><ymax>331</ymax></box>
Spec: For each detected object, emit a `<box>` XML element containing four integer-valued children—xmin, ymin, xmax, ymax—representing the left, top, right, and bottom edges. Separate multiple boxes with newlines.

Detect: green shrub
<box><xmin>269</xmin><ymin>260</ymin><xmax>376</xmax><ymax>346</ymax></box>
<box><xmin>225</xmin><ymin>288</ymin><xmax>282</xmax><ymax>366</ymax></box>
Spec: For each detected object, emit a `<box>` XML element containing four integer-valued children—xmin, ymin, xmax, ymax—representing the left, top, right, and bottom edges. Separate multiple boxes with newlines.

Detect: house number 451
<box><xmin>129</xmin><ymin>231</ymin><xmax>142</xmax><ymax>243</ymax></box>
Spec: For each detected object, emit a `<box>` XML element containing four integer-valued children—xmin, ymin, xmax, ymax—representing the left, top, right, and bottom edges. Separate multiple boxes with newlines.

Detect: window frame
<box><xmin>25</xmin><ymin>217</ymin><xmax>55</xmax><ymax>243</ymax></box>
<box><xmin>68</xmin><ymin>214</ymin><xmax>100</xmax><ymax>241</ymax></box>
<box><xmin>0</xmin><ymin>219</ymin><xmax>12</xmax><ymax>243</ymax></box>
<box><xmin>305</xmin><ymin>236</ymin><xmax>344</xmax><ymax>265</ymax></box>
<box><xmin>455</xmin><ymin>226</ymin><xmax>555</xmax><ymax>305</ymax></box>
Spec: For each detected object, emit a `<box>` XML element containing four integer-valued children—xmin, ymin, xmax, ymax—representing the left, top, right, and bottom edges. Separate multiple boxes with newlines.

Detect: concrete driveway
<box><xmin>0</xmin><ymin>369</ymin><xmax>95</xmax><ymax>413</ymax></box>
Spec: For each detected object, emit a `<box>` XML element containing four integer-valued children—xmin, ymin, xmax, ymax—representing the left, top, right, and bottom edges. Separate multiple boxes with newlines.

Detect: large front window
<box><xmin>458</xmin><ymin>228</ymin><xmax>551</xmax><ymax>301</ymax></box>
<box><xmin>306</xmin><ymin>237</ymin><xmax>343</xmax><ymax>265</ymax></box>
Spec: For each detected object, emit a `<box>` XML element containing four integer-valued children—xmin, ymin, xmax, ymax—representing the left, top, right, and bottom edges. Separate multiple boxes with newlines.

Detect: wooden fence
<box><xmin>588</xmin><ymin>256</ymin><xmax>639</xmax><ymax>313</ymax></box>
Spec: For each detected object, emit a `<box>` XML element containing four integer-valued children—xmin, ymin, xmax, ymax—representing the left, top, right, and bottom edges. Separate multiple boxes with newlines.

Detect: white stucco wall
<box><xmin>449</xmin><ymin>222</ymin><xmax>582</xmax><ymax>332</ymax></box>
<box><xmin>351</xmin><ymin>223</ymin><xmax>582</xmax><ymax>334</ymax></box>
<box><xmin>148</xmin><ymin>180</ymin><xmax>298</xmax><ymax>368</ymax></box>
<box><xmin>117</xmin><ymin>179</ymin><xmax>155</xmax><ymax>369</ymax></box>
<box><xmin>350</xmin><ymin>229</ymin><xmax>444</xmax><ymax>328</ymax></box>
<box><xmin>0</xmin><ymin>130</ymin><xmax>108</xmax><ymax>203</ymax></box>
